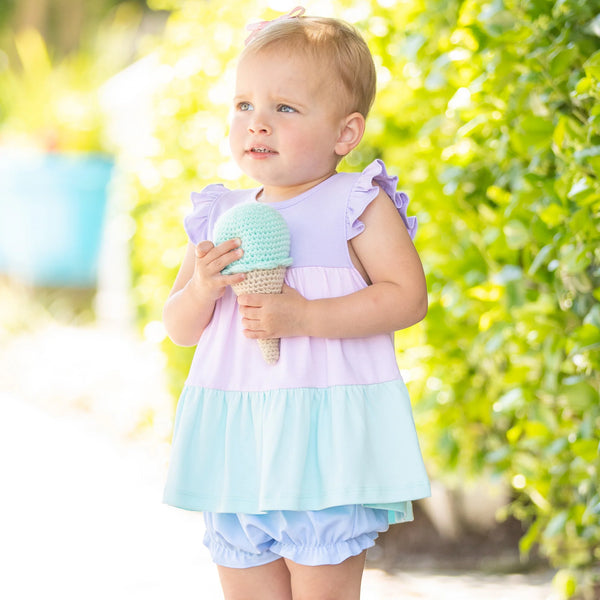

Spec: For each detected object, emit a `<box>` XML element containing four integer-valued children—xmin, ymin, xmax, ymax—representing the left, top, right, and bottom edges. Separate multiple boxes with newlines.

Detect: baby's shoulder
<box><xmin>345</xmin><ymin>159</ymin><xmax>417</xmax><ymax>240</ymax></box>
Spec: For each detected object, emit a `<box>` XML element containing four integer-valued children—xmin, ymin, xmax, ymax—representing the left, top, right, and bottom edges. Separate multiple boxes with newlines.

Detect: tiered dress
<box><xmin>163</xmin><ymin>159</ymin><xmax>431</xmax><ymax>524</ymax></box>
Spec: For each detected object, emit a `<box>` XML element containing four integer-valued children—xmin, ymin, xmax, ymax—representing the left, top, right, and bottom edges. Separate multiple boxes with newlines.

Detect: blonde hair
<box><xmin>241</xmin><ymin>15</ymin><xmax>377</xmax><ymax>118</ymax></box>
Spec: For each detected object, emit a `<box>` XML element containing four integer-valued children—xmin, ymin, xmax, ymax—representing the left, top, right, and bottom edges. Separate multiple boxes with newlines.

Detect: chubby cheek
<box><xmin>228</xmin><ymin>118</ymin><xmax>245</xmax><ymax>156</ymax></box>
<box><xmin>295</xmin><ymin>134</ymin><xmax>336</xmax><ymax>168</ymax></box>
<box><xmin>285</xmin><ymin>134</ymin><xmax>317</xmax><ymax>160</ymax></box>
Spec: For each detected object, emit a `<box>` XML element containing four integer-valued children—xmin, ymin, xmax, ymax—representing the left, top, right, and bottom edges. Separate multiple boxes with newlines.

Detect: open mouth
<box><xmin>249</xmin><ymin>147</ymin><xmax>276</xmax><ymax>154</ymax></box>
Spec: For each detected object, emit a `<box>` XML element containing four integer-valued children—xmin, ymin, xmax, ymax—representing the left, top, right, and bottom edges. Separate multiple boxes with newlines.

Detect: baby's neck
<box><xmin>257</xmin><ymin>172</ymin><xmax>337</xmax><ymax>203</ymax></box>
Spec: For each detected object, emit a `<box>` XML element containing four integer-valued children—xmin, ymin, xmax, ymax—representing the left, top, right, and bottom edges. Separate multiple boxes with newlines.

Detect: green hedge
<box><xmin>127</xmin><ymin>1</ymin><xmax>599</xmax><ymax>596</ymax></box>
<box><xmin>367</xmin><ymin>1</ymin><xmax>599</xmax><ymax>595</ymax></box>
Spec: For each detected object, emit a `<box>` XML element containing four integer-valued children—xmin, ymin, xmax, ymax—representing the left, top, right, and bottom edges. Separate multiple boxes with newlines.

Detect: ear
<box><xmin>334</xmin><ymin>112</ymin><xmax>366</xmax><ymax>157</ymax></box>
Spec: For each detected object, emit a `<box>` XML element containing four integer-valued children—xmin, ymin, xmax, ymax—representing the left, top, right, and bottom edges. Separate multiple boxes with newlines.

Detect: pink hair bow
<box><xmin>245</xmin><ymin>6</ymin><xmax>306</xmax><ymax>45</ymax></box>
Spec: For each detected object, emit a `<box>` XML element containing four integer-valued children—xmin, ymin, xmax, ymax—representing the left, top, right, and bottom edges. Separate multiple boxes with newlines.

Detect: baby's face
<box><xmin>229</xmin><ymin>49</ymin><xmax>349</xmax><ymax>201</ymax></box>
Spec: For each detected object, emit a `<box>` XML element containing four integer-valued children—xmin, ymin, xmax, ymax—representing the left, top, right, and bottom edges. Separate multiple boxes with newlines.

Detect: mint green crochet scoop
<box><xmin>213</xmin><ymin>202</ymin><xmax>293</xmax><ymax>274</ymax></box>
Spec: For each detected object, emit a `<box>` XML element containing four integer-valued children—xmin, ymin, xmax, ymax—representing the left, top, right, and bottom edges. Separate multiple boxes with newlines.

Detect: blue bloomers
<box><xmin>203</xmin><ymin>505</ymin><xmax>390</xmax><ymax>568</ymax></box>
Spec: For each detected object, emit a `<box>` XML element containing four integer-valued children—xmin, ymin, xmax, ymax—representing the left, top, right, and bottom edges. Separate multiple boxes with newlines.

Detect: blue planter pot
<box><xmin>0</xmin><ymin>152</ymin><xmax>114</xmax><ymax>287</ymax></box>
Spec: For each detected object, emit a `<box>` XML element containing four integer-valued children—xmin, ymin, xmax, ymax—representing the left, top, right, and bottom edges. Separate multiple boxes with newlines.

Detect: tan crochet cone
<box><xmin>231</xmin><ymin>265</ymin><xmax>287</xmax><ymax>365</ymax></box>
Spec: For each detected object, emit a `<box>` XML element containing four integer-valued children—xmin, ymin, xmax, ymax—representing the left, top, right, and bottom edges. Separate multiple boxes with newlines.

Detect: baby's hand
<box><xmin>238</xmin><ymin>284</ymin><xmax>308</xmax><ymax>339</ymax></box>
<box><xmin>191</xmin><ymin>239</ymin><xmax>245</xmax><ymax>300</ymax></box>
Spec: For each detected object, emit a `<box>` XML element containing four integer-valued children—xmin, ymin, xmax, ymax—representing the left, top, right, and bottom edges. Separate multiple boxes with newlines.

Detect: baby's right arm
<box><xmin>162</xmin><ymin>239</ymin><xmax>245</xmax><ymax>346</ymax></box>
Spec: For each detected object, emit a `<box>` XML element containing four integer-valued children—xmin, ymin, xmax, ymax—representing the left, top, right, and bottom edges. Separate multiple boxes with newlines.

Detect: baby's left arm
<box><xmin>237</xmin><ymin>187</ymin><xmax>428</xmax><ymax>339</ymax></box>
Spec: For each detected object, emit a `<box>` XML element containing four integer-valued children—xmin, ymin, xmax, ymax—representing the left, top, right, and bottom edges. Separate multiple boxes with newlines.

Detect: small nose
<box><xmin>248</xmin><ymin>112</ymin><xmax>271</xmax><ymax>135</ymax></box>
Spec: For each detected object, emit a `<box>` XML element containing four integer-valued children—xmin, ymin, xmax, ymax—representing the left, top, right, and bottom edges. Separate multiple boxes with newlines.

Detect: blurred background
<box><xmin>0</xmin><ymin>0</ymin><xmax>599</xmax><ymax>598</ymax></box>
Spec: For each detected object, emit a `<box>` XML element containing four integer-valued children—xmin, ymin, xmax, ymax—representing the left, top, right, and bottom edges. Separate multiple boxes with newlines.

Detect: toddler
<box><xmin>163</xmin><ymin>7</ymin><xmax>430</xmax><ymax>599</ymax></box>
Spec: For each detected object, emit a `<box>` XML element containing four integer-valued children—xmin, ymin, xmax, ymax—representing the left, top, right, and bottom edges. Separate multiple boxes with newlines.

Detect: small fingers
<box><xmin>238</xmin><ymin>305</ymin><xmax>260</xmax><ymax>319</ymax></box>
<box><xmin>196</xmin><ymin>238</ymin><xmax>241</xmax><ymax>257</ymax></box>
<box><xmin>240</xmin><ymin>315</ymin><xmax>258</xmax><ymax>327</ymax></box>
<box><xmin>195</xmin><ymin>238</ymin><xmax>243</xmax><ymax>273</ymax></box>
<box><xmin>216</xmin><ymin>238</ymin><xmax>242</xmax><ymax>255</ymax></box>
<box><xmin>213</xmin><ymin>252</ymin><xmax>242</xmax><ymax>273</ymax></box>
<box><xmin>236</xmin><ymin>293</ymin><xmax>264</xmax><ymax>308</ymax></box>
<box><xmin>213</xmin><ymin>239</ymin><xmax>243</xmax><ymax>271</ymax></box>
<box><xmin>241</xmin><ymin>317</ymin><xmax>267</xmax><ymax>337</ymax></box>
<box><xmin>195</xmin><ymin>240</ymin><xmax>214</xmax><ymax>258</ymax></box>
<box><xmin>242</xmin><ymin>328</ymin><xmax>266</xmax><ymax>339</ymax></box>
<box><xmin>222</xmin><ymin>272</ymin><xmax>246</xmax><ymax>287</ymax></box>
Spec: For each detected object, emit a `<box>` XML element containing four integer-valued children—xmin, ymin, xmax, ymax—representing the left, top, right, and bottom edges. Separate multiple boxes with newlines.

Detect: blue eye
<box><xmin>278</xmin><ymin>104</ymin><xmax>296</xmax><ymax>113</ymax></box>
<box><xmin>238</xmin><ymin>102</ymin><xmax>253</xmax><ymax>111</ymax></box>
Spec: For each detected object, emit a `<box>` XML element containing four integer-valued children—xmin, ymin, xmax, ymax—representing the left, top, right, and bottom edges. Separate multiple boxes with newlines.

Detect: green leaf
<box><xmin>520</xmin><ymin>115</ymin><xmax>554</xmax><ymax>136</ymax></box>
<box><xmin>560</xmin><ymin>380</ymin><xmax>599</xmax><ymax>412</ymax></box>
<box><xmin>574</xmin><ymin>76</ymin><xmax>592</xmax><ymax>95</ymax></box>
<box><xmin>487</xmin><ymin>185</ymin><xmax>512</xmax><ymax>205</ymax></box>
<box><xmin>519</xmin><ymin>518</ymin><xmax>542</xmax><ymax>555</ymax></box>
<box><xmin>574</xmin><ymin>146</ymin><xmax>600</xmax><ymax>171</ymax></box>
<box><xmin>553</xmin><ymin>116</ymin><xmax>566</xmax><ymax>147</ymax></box>
<box><xmin>528</xmin><ymin>244</ymin><xmax>554</xmax><ymax>276</ymax></box>
<box><xmin>560</xmin><ymin>244</ymin><xmax>592</xmax><ymax>274</ymax></box>
<box><xmin>524</xmin><ymin>420</ymin><xmax>549</xmax><ymax>438</ymax></box>
<box><xmin>539</xmin><ymin>203</ymin><xmax>567</xmax><ymax>227</ymax></box>
<box><xmin>544</xmin><ymin>510</ymin><xmax>568</xmax><ymax>538</ymax></box>
<box><xmin>584</xmin><ymin>305</ymin><xmax>600</xmax><ymax>329</ymax></box>
<box><xmin>545</xmin><ymin>437</ymin><xmax>568</xmax><ymax>456</ymax></box>
<box><xmin>503</xmin><ymin>220</ymin><xmax>530</xmax><ymax>249</ymax></box>
<box><xmin>583</xmin><ymin>49</ymin><xmax>600</xmax><ymax>80</ymax></box>
<box><xmin>568</xmin><ymin>178</ymin><xmax>592</xmax><ymax>200</ymax></box>
<box><xmin>494</xmin><ymin>388</ymin><xmax>525</xmax><ymax>413</ymax></box>
<box><xmin>584</xmin><ymin>14</ymin><xmax>600</xmax><ymax>37</ymax></box>
<box><xmin>572</xmin><ymin>323</ymin><xmax>600</xmax><ymax>348</ymax></box>
<box><xmin>553</xmin><ymin>570</ymin><xmax>578</xmax><ymax>598</ymax></box>
<box><xmin>571</xmin><ymin>439</ymin><xmax>599</xmax><ymax>462</ymax></box>
<box><xmin>549</xmin><ymin>44</ymin><xmax>578</xmax><ymax>78</ymax></box>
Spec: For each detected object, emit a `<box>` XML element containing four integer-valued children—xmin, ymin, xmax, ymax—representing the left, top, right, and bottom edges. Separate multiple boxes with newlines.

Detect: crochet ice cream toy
<box><xmin>213</xmin><ymin>202</ymin><xmax>293</xmax><ymax>364</ymax></box>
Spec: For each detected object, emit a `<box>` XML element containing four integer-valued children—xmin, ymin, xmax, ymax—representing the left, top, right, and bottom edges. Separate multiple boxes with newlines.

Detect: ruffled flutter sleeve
<box><xmin>183</xmin><ymin>184</ymin><xmax>228</xmax><ymax>245</ymax></box>
<box><xmin>346</xmin><ymin>159</ymin><xmax>417</xmax><ymax>241</ymax></box>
